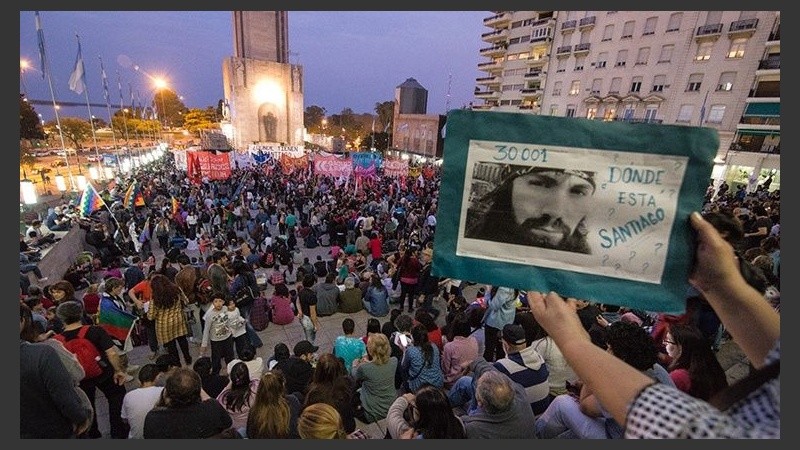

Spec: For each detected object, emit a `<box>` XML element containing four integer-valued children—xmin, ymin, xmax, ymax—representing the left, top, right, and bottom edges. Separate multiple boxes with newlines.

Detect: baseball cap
<box><xmin>501</xmin><ymin>323</ymin><xmax>527</xmax><ymax>346</ymax></box>
<box><xmin>293</xmin><ymin>340</ymin><xmax>319</xmax><ymax>356</ymax></box>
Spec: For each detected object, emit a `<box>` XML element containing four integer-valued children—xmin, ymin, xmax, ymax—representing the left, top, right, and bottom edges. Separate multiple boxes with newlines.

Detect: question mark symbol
<box><xmin>602</xmin><ymin>255</ymin><xmax>609</xmax><ymax>266</ymax></box>
<box><xmin>607</xmin><ymin>207</ymin><xmax>616</xmax><ymax>219</ymax></box>
<box><xmin>601</xmin><ymin>182</ymin><xmax>607</xmax><ymax>190</ymax></box>
<box><xmin>642</xmin><ymin>262</ymin><xmax>650</xmax><ymax>273</ymax></box>
<box><xmin>669</xmin><ymin>189</ymin><xmax>676</xmax><ymax>198</ymax></box>
<box><xmin>654</xmin><ymin>243</ymin><xmax>664</xmax><ymax>255</ymax></box>
<box><xmin>629</xmin><ymin>251</ymin><xmax>636</xmax><ymax>261</ymax></box>
<box><xmin>614</xmin><ymin>263</ymin><xmax>621</xmax><ymax>271</ymax></box>
<box><xmin>674</xmin><ymin>161</ymin><xmax>683</xmax><ymax>171</ymax></box>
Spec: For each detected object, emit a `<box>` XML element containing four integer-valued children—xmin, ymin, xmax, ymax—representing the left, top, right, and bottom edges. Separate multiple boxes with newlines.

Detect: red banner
<box><xmin>354</xmin><ymin>163</ymin><xmax>377</xmax><ymax>179</ymax></box>
<box><xmin>280</xmin><ymin>154</ymin><xmax>309</xmax><ymax>174</ymax></box>
<box><xmin>313</xmin><ymin>154</ymin><xmax>353</xmax><ymax>178</ymax></box>
<box><xmin>186</xmin><ymin>151</ymin><xmax>232</xmax><ymax>181</ymax></box>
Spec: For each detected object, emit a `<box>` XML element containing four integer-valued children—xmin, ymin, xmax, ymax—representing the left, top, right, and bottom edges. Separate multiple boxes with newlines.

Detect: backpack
<box><xmin>234</xmin><ymin>284</ymin><xmax>257</xmax><ymax>308</ymax></box>
<box><xmin>249</xmin><ymin>295</ymin><xmax>270</xmax><ymax>331</ymax></box>
<box><xmin>53</xmin><ymin>326</ymin><xmax>104</xmax><ymax>380</ymax></box>
<box><xmin>194</xmin><ymin>267</ymin><xmax>213</xmax><ymax>305</ymax></box>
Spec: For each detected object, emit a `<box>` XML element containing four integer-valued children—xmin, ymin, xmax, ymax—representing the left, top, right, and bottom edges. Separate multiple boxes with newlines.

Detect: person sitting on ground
<box><xmin>142</xmin><ymin>367</ymin><xmax>233</xmax><ymax>438</ymax></box>
<box><xmin>245</xmin><ymin>370</ymin><xmax>302</xmax><ymax>439</ymax></box>
<box><xmin>387</xmin><ymin>384</ymin><xmax>466</xmax><ymax>439</ymax></box>
<box><xmin>226</xmin><ymin>343</ymin><xmax>264</xmax><ymax>381</ymax></box>
<box><xmin>314</xmin><ymin>272</ymin><xmax>340</xmax><ymax>317</ymax></box>
<box><xmin>216</xmin><ymin>361</ymin><xmax>259</xmax><ymax>431</ymax></box>
<box><xmin>663</xmin><ymin>323</ymin><xmax>729</xmax><ymax>401</ymax></box>
<box><xmin>337</xmin><ymin>276</ymin><xmax>364</xmax><ymax>314</ymax></box>
<box><xmin>193</xmin><ymin>356</ymin><xmax>229</xmax><ymax>400</ymax></box>
<box><xmin>121</xmin><ymin>363</ymin><xmax>163</xmax><ymax>439</ymax></box>
<box><xmin>333</xmin><ymin>318</ymin><xmax>367</xmax><ymax>375</ymax></box>
<box><xmin>304</xmin><ymin>353</ymin><xmax>359</xmax><ymax>434</ymax></box>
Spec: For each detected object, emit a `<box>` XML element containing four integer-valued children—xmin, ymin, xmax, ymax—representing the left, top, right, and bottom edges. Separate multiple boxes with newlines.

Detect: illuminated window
<box><xmin>695</xmin><ymin>41</ymin><xmax>713</xmax><ymax>61</ymax></box>
<box><xmin>727</xmin><ymin>38</ymin><xmax>747</xmax><ymax>59</ymax></box>
<box><xmin>717</xmin><ymin>72</ymin><xmax>736</xmax><ymax>91</ymax></box>
<box><xmin>569</xmin><ymin>80</ymin><xmax>581</xmax><ymax>95</ymax></box>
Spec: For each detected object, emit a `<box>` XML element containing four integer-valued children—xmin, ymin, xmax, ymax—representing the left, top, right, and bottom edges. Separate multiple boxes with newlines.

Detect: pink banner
<box><xmin>313</xmin><ymin>154</ymin><xmax>353</xmax><ymax>178</ymax></box>
<box><xmin>354</xmin><ymin>163</ymin><xmax>377</xmax><ymax>179</ymax></box>
<box><xmin>383</xmin><ymin>159</ymin><xmax>409</xmax><ymax>178</ymax></box>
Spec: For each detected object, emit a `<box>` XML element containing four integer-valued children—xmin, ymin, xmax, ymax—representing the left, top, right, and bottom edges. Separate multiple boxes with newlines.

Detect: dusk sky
<box><xmin>19</xmin><ymin>11</ymin><xmax>488</xmax><ymax>122</ymax></box>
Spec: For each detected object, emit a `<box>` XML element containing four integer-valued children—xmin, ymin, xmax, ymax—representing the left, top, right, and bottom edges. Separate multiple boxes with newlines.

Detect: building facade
<box><xmin>475</xmin><ymin>11</ymin><xmax>780</xmax><ymax>191</ymax></box>
<box><xmin>222</xmin><ymin>11</ymin><xmax>305</xmax><ymax>150</ymax></box>
<box><xmin>391</xmin><ymin>78</ymin><xmax>445</xmax><ymax>159</ymax></box>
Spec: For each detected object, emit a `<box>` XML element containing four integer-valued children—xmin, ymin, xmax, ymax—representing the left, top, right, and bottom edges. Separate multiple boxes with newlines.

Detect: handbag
<box><xmin>234</xmin><ymin>285</ymin><xmax>256</xmax><ymax>307</ymax></box>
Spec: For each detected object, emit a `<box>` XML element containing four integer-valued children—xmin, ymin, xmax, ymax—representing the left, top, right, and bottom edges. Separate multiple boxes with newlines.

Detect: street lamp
<box><xmin>20</xmin><ymin>59</ymin><xmax>30</xmax><ymax>97</ymax></box>
<box><xmin>20</xmin><ymin>168</ymin><xmax>37</xmax><ymax>205</ymax></box>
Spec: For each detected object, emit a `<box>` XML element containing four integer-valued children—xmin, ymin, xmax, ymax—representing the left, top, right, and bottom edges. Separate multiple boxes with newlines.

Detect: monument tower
<box><xmin>222</xmin><ymin>11</ymin><xmax>304</xmax><ymax>150</ymax></box>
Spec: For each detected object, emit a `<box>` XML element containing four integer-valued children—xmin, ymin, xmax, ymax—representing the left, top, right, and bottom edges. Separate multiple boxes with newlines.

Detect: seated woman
<box><xmin>663</xmin><ymin>323</ymin><xmax>729</xmax><ymax>401</ymax></box>
<box><xmin>245</xmin><ymin>371</ymin><xmax>301</xmax><ymax>438</ymax></box>
<box><xmin>217</xmin><ymin>361</ymin><xmax>260</xmax><ymax>431</ymax></box>
<box><xmin>352</xmin><ymin>333</ymin><xmax>399</xmax><ymax>424</ymax></box>
<box><xmin>268</xmin><ymin>283</ymin><xmax>295</xmax><ymax>325</ymax></box>
<box><xmin>387</xmin><ymin>385</ymin><xmax>466</xmax><ymax>439</ymax></box>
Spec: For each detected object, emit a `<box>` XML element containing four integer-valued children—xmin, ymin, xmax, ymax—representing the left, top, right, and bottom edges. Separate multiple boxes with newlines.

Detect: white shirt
<box><xmin>226</xmin><ymin>357</ymin><xmax>265</xmax><ymax>381</ymax></box>
<box><xmin>121</xmin><ymin>385</ymin><xmax>164</xmax><ymax>439</ymax></box>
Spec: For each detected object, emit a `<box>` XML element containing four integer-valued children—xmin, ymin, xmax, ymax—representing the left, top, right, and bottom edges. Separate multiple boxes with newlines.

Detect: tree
<box><xmin>375</xmin><ymin>101</ymin><xmax>394</xmax><ymax>132</ymax></box>
<box><xmin>48</xmin><ymin>117</ymin><xmax>92</xmax><ymax>149</ymax></box>
<box><xmin>358</xmin><ymin>131</ymin><xmax>390</xmax><ymax>151</ymax></box>
<box><xmin>153</xmin><ymin>88</ymin><xmax>187</xmax><ymax>128</ymax></box>
<box><xmin>304</xmin><ymin>105</ymin><xmax>327</xmax><ymax>133</ymax></box>
<box><xmin>183</xmin><ymin>107</ymin><xmax>220</xmax><ymax>135</ymax></box>
<box><xmin>20</xmin><ymin>94</ymin><xmax>45</xmax><ymax>144</ymax></box>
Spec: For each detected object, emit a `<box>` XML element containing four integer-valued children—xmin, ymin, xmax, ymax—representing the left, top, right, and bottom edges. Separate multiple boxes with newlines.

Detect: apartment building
<box><xmin>475</xmin><ymin>11</ymin><xmax>780</xmax><ymax>191</ymax></box>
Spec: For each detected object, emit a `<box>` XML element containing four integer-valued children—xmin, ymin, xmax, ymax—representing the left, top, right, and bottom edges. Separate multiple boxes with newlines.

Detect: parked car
<box><xmin>51</xmin><ymin>160</ymin><xmax>67</xmax><ymax>168</ymax></box>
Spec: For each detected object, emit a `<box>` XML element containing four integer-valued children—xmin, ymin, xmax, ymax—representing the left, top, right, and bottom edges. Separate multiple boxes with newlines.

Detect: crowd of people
<box><xmin>20</xmin><ymin>150</ymin><xmax>780</xmax><ymax>439</ymax></box>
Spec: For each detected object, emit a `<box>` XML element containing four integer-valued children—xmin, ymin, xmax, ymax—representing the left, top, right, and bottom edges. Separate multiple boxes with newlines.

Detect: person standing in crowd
<box><xmin>148</xmin><ymin>274</ymin><xmax>193</xmax><ymax>367</ymax></box>
<box><xmin>199</xmin><ymin>291</ymin><xmax>236</xmax><ymax>376</ymax></box>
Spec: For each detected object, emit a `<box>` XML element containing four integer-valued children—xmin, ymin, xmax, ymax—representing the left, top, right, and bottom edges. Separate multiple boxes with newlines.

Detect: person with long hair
<box><xmin>363</xmin><ymin>274</ymin><xmax>390</xmax><ymax>317</ymax></box>
<box><xmin>245</xmin><ymin>371</ymin><xmax>301</xmax><ymax>439</ymax></box>
<box><xmin>387</xmin><ymin>384</ymin><xmax>466</xmax><ymax>439</ymax></box>
<box><xmin>664</xmin><ymin>323</ymin><xmax>729</xmax><ymax>401</ymax></box>
<box><xmin>401</xmin><ymin>324</ymin><xmax>444</xmax><ymax>393</ymax></box>
<box><xmin>216</xmin><ymin>361</ymin><xmax>259</xmax><ymax>430</ymax></box>
<box><xmin>304</xmin><ymin>353</ymin><xmax>358</xmax><ymax>434</ymax></box>
<box><xmin>148</xmin><ymin>273</ymin><xmax>193</xmax><ymax>367</ymax></box>
<box><xmin>352</xmin><ymin>333</ymin><xmax>399</xmax><ymax>424</ymax></box>
<box><xmin>441</xmin><ymin>311</ymin><xmax>480</xmax><ymax>389</ymax></box>
<box><xmin>395</xmin><ymin>247</ymin><xmax>422</xmax><ymax>314</ymax></box>
<box><xmin>298</xmin><ymin>403</ymin><xmax>368</xmax><ymax>439</ymax></box>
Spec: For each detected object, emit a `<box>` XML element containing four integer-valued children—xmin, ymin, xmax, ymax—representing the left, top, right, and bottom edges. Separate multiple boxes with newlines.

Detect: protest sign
<box><xmin>432</xmin><ymin>110</ymin><xmax>718</xmax><ymax>313</ymax></box>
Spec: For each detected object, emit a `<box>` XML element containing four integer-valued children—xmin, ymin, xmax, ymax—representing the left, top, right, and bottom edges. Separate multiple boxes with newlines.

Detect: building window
<box><xmin>615</xmin><ymin>49</ymin><xmax>628</xmax><ymax>67</ymax></box>
<box><xmin>566</xmin><ymin>105</ymin><xmax>576</xmax><ymax>117</ymax></box>
<box><xmin>556</xmin><ymin>58</ymin><xmax>567</xmax><ymax>73</ymax></box>
<box><xmin>552</xmin><ymin>81</ymin><xmax>562</xmax><ymax>96</ymax></box>
<box><xmin>586</xmin><ymin>107</ymin><xmax>597</xmax><ymax>120</ymax></box>
<box><xmin>686</xmin><ymin>73</ymin><xmax>703</xmax><ymax>92</ymax></box>
<box><xmin>658</xmin><ymin>44</ymin><xmax>674</xmax><ymax>63</ymax></box>
<box><xmin>549</xmin><ymin>104</ymin><xmax>558</xmax><ymax>116</ymax></box>
<box><xmin>636</xmin><ymin>47</ymin><xmax>650</xmax><ymax>65</ymax></box>
<box><xmin>609</xmin><ymin>77</ymin><xmax>622</xmax><ymax>94</ymax></box>
<box><xmin>591</xmin><ymin>78</ymin><xmax>602</xmax><ymax>94</ymax></box>
<box><xmin>531</xmin><ymin>26</ymin><xmax>551</xmax><ymax>40</ymax></box>
<box><xmin>569</xmin><ymin>80</ymin><xmax>581</xmax><ymax>95</ymax></box>
<box><xmin>622</xmin><ymin>20</ymin><xmax>635</xmax><ymax>38</ymax></box>
<box><xmin>574</xmin><ymin>55</ymin><xmax>586</xmax><ymax>71</ymax></box>
<box><xmin>717</xmin><ymin>71</ymin><xmax>736</xmax><ymax>91</ymax></box>
<box><xmin>630</xmin><ymin>76</ymin><xmax>643</xmax><ymax>93</ymax></box>
<box><xmin>677</xmin><ymin>104</ymin><xmax>694</xmax><ymax>122</ymax></box>
<box><xmin>602</xmin><ymin>24</ymin><xmax>614</xmax><ymax>41</ymax></box>
<box><xmin>643</xmin><ymin>16</ymin><xmax>657</xmax><ymax>35</ymax></box>
<box><xmin>695</xmin><ymin>41</ymin><xmax>713</xmax><ymax>61</ymax></box>
<box><xmin>596</xmin><ymin>51</ymin><xmax>608</xmax><ymax>68</ymax></box>
<box><xmin>644</xmin><ymin>105</ymin><xmax>659</xmax><ymax>121</ymax></box>
<box><xmin>666</xmin><ymin>12</ymin><xmax>682</xmax><ymax>32</ymax></box>
<box><xmin>623</xmin><ymin>105</ymin><xmax>635</xmax><ymax>120</ymax></box>
<box><xmin>707</xmin><ymin>104</ymin><xmax>725</xmax><ymax>123</ymax></box>
<box><xmin>651</xmin><ymin>74</ymin><xmax>666</xmax><ymax>92</ymax></box>
<box><xmin>727</xmin><ymin>38</ymin><xmax>747</xmax><ymax>59</ymax></box>
<box><xmin>603</xmin><ymin>107</ymin><xmax>616</xmax><ymax>121</ymax></box>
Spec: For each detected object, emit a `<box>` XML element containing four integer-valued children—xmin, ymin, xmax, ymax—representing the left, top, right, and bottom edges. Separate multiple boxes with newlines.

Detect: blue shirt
<box><xmin>333</xmin><ymin>335</ymin><xmax>367</xmax><ymax>374</ymax></box>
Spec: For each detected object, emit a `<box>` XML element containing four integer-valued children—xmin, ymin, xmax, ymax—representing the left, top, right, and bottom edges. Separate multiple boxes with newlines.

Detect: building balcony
<box><xmin>573</xmin><ymin>42</ymin><xmax>591</xmax><ymax>54</ymax></box>
<box><xmin>730</xmin><ymin>141</ymin><xmax>780</xmax><ymax>154</ymax></box>
<box><xmin>475</xmin><ymin>89</ymin><xmax>499</xmax><ymax>99</ymax></box>
<box><xmin>531</xmin><ymin>17</ymin><xmax>554</xmax><ymax>27</ymax></box>
<box><xmin>695</xmin><ymin>23</ymin><xmax>723</xmax><ymax>40</ymax></box>
<box><xmin>728</xmin><ymin>18</ymin><xmax>758</xmax><ymax>38</ymax></box>
<box><xmin>524</xmin><ymin>70</ymin><xmax>543</xmax><ymax>79</ymax></box>
<box><xmin>526</xmin><ymin>54</ymin><xmax>549</xmax><ymax>66</ymax></box>
<box><xmin>481</xmin><ymin>29</ymin><xmax>508</xmax><ymax>43</ymax></box>
<box><xmin>521</xmin><ymin>88</ymin><xmax>542</xmax><ymax>97</ymax></box>
<box><xmin>768</xmin><ymin>27</ymin><xmax>780</xmax><ymax>42</ymax></box>
<box><xmin>555</xmin><ymin>45</ymin><xmax>572</xmax><ymax>57</ymax></box>
<box><xmin>561</xmin><ymin>20</ymin><xmax>577</xmax><ymax>33</ymax></box>
<box><xmin>613</xmin><ymin>117</ymin><xmax>663</xmax><ymax>124</ymax></box>
<box><xmin>739</xmin><ymin>116</ymin><xmax>780</xmax><ymax>127</ymax></box>
<box><xmin>476</xmin><ymin>75</ymin><xmax>500</xmax><ymax>86</ymax></box>
<box><xmin>578</xmin><ymin>16</ymin><xmax>596</xmax><ymax>30</ymax></box>
<box><xmin>484</xmin><ymin>12</ymin><xmax>510</xmax><ymax>28</ymax></box>
<box><xmin>471</xmin><ymin>103</ymin><xmax>495</xmax><ymax>111</ymax></box>
<box><xmin>748</xmin><ymin>88</ymin><xmax>780</xmax><ymax>98</ymax></box>
<box><xmin>758</xmin><ymin>58</ymin><xmax>780</xmax><ymax>70</ymax></box>
<box><xmin>478</xmin><ymin>60</ymin><xmax>502</xmax><ymax>72</ymax></box>
<box><xmin>530</xmin><ymin>34</ymin><xmax>553</xmax><ymax>44</ymax></box>
<box><xmin>479</xmin><ymin>43</ymin><xmax>507</xmax><ymax>57</ymax></box>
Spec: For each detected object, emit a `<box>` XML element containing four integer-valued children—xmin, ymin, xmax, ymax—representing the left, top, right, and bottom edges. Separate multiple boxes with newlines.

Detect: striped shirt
<box><xmin>493</xmin><ymin>346</ymin><xmax>551</xmax><ymax>415</ymax></box>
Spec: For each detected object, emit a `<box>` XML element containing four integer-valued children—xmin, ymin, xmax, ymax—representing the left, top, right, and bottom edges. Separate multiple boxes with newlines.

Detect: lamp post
<box><xmin>154</xmin><ymin>78</ymin><xmax>168</xmax><ymax>140</ymax></box>
<box><xmin>20</xmin><ymin>59</ymin><xmax>30</xmax><ymax>97</ymax></box>
<box><xmin>20</xmin><ymin>167</ymin><xmax>37</xmax><ymax>205</ymax></box>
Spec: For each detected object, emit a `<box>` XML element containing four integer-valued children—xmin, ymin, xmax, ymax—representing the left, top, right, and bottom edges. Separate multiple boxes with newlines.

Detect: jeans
<box><xmin>20</xmin><ymin>263</ymin><xmax>44</xmax><ymax>279</ymax></box>
<box><xmin>447</xmin><ymin>375</ymin><xmax>478</xmax><ymax>415</ymax></box>
<box><xmin>299</xmin><ymin>314</ymin><xmax>316</xmax><ymax>343</ymax></box>
<box><xmin>534</xmin><ymin>394</ymin><xmax>608</xmax><ymax>439</ymax></box>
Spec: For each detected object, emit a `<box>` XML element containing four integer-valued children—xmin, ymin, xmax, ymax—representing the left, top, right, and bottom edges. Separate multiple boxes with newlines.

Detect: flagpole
<box><xmin>70</xmin><ymin>34</ymin><xmax>103</xmax><ymax>180</ymax></box>
<box><xmin>35</xmin><ymin>11</ymin><xmax>75</xmax><ymax>191</ymax></box>
<box><xmin>98</xmin><ymin>56</ymin><xmax>121</xmax><ymax>174</ymax></box>
<box><xmin>698</xmin><ymin>89</ymin><xmax>710</xmax><ymax>127</ymax></box>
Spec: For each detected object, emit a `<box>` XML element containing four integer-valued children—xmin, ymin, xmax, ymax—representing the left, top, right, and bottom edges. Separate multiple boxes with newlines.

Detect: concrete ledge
<box><xmin>34</xmin><ymin>227</ymin><xmax>87</xmax><ymax>281</ymax></box>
